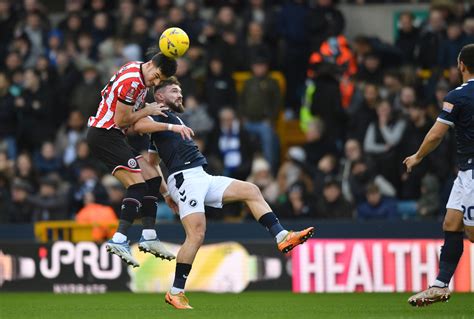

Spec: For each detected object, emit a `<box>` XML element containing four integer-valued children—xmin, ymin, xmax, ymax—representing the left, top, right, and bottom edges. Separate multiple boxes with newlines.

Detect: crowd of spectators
<box><xmin>0</xmin><ymin>0</ymin><xmax>473</xmax><ymax>224</ymax></box>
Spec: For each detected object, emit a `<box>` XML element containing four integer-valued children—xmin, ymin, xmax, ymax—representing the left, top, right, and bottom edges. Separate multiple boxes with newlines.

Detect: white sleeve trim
<box><xmin>147</xmin><ymin>116</ymin><xmax>155</xmax><ymax>121</ymax></box>
<box><xmin>437</xmin><ymin>118</ymin><xmax>454</xmax><ymax>127</ymax></box>
<box><xmin>148</xmin><ymin>149</ymin><xmax>158</xmax><ymax>153</ymax></box>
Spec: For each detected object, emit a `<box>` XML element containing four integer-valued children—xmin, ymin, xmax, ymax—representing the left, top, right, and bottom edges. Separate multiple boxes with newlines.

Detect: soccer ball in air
<box><xmin>159</xmin><ymin>27</ymin><xmax>190</xmax><ymax>58</ymax></box>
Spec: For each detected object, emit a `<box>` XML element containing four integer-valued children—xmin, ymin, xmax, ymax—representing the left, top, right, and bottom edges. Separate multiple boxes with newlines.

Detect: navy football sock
<box><xmin>436</xmin><ymin>231</ymin><xmax>464</xmax><ymax>286</ymax></box>
<box><xmin>173</xmin><ymin>263</ymin><xmax>192</xmax><ymax>290</ymax></box>
<box><xmin>142</xmin><ymin>176</ymin><xmax>162</xmax><ymax>229</ymax></box>
<box><xmin>258</xmin><ymin>212</ymin><xmax>285</xmax><ymax>237</ymax></box>
<box><xmin>117</xmin><ymin>183</ymin><xmax>147</xmax><ymax>236</ymax></box>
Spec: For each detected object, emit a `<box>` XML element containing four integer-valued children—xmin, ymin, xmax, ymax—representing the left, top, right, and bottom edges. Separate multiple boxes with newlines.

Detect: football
<box><xmin>158</xmin><ymin>27</ymin><xmax>190</xmax><ymax>58</ymax></box>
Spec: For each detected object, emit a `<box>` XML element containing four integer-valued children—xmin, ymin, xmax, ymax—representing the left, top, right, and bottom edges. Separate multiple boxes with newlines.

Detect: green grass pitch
<box><xmin>1</xmin><ymin>292</ymin><xmax>473</xmax><ymax>319</ymax></box>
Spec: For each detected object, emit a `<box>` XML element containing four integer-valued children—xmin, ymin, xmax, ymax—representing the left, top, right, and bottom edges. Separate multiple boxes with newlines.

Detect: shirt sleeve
<box><xmin>437</xmin><ymin>91</ymin><xmax>459</xmax><ymax>127</ymax></box>
<box><xmin>117</xmin><ymin>79</ymin><xmax>141</xmax><ymax>106</ymax></box>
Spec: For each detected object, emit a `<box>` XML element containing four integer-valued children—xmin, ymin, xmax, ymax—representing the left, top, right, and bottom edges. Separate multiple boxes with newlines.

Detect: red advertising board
<box><xmin>292</xmin><ymin>239</ymin><xmax>473</xmax><ymax>293</ymax></box>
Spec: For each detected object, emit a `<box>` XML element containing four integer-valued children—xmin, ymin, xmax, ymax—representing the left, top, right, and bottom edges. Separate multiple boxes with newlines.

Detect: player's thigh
<box><xmin>220</xmin><ymin>179</ymin><xmax>260</xmax><ymax>204</ymax></box>
<box><xmin>137</xmin><ymin>157</ymin><xmax>159</xmax><ymax>180</ymax></box>
<box><xmin>443</xmin><ymin>209</ymin><xmax>464</xmax><ymax>232</ymax></box>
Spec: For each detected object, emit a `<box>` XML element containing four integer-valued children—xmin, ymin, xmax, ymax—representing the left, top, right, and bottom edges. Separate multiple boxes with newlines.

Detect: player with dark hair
<box><xmin>87</xmin><ymin>53</ymin><xmax>194</xmax><ymax>267</ymax></box>
<box><xmin>133</xmin><ymin>77</ymin><xmax>314</xmax><ymax>309</ymax></box>
<box><xmin>404</xmin><ymin>44</ymin><xmax>474</xmax><ymax>306</ymax></box>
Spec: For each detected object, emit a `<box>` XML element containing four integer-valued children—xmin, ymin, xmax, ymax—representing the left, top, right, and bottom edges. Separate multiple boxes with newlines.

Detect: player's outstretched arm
<box><xmin>134</xmin><ymin>117</ymin><xmax>195</xmax><ymax>139</ymax></box>
<box><xmin>403</xmin><ymin>121</ymin><xmax>450</xmax><ymax>172</ymax></box>
<box><xmin>114</xmin><ymin>101</ymin><xmax>168</xmax><ymax>128</ymax></box>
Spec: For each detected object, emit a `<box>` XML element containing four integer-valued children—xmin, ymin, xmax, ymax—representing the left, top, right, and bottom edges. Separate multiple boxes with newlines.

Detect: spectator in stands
<box><xmin>5</xmin><ymin>179</ymin><xmax>34</xmax><ymax>223</ymax></box>
<box><xmin>247</xmin><ymin>157</ymin><xmax>279</xmax><ymax>206</ymax></box>
<box><xmin>74</xmin><ymin>32</ymin><xmax>97</xmax><ymax>69</ymax></box>
<box><xmin>70</xmin><ymin>65</ymin><xmax>102</xmax><ymax>119</ymax></box>
<box><xmin>16</xmin><ymin>68</ymin><xmax>54</xmax><ymax>152</ymax></box>
<box><xmin>208</xmin><ymin>107</ymin><xmax>254</xmax><ymax>180</ymax></box>
<box><xmin>439</xmin><ymin>20</ymin><xmax>473</xmax><ymax>69</ymax></box>
<box><xmin>382</xmin><ymin>70</ymin><xmax>403</xmax><ymax>109</ymax></box>
<box><xmin>276</xmin><ymin>0</ymin><xmax>309</xmax><ymax>111</ymax></box>
<box><xmin>204</xmin><ymin>56</ymin><xmax>236</xmax><ymax>120</ymax></box>
<box><xmin>20</xmin><ymin>11</ymin><xmax>48</xmax><ymax>64</ymax></box>
<box><xmin>29</xmin><ymin>175</ymin><xmax>68</xmax><ymax>221</ymax></box>
<box><xmin>398</xmin><ymin>103</ymin><xmax>431</xmax><ymax>200</ymax></box>
<box><xmin>277</xmin><ymin>181</ymin><xmax>315</xmax><ymax>219</ymax></box>
<box><xmin>312</xmin><ymin>153</ymin><xmax>339</xmax><ymax>199</ymax></box>
<box><xmin>10</xmin><ymin>33</ymin><xmax>37</xmax><ymax>69</ymax></box>
<box><xmin>315</xmin><ymin>178</ymin><xmax>353</xmax><ymax>219</ymax></box>
<box><xmin>0</xmin><ymin>151</ymin><xmax>14</xmax><ymax>181</ymax></box>
<box><xmin>356</xmin><ymin>53</ymin><xmax>383</xmax><ymax>85</ymax></box>
<box><xmin>416</xmin><ymin>8</ymin><xmax>446</xmax><ymax>69</ymax></box>
<box><xmin>14</xmin><ymin>152</ymin><xmax>38</xmax><ymax>191</ymax></box>
<box><xmin>75</xmin><ymin>191</ymin><xmax>117</xmax><ymax>242</ymax></box>
<box><xmin>398</xmin><ymin>85</ymin><xmax>417</xmax><ymax>113</ymax></box>
<box><xmin>307</xmin><ymin>0</ymin><xmax>345</xmax><ymax>51</ymax></box>
<box><xmin>59</xmin><ymin>12</ymin><xmax>83</xmax><ymax>43</ymax></box>
<box><xmin>102</xmin><ymin>175</ymin><xmax>124</xmax><ymax>218</ymax></box>
<box><xmin>90</xmin><ymin>11</ymin><xmax>113</xmax><ymax>49</ymax></box>
<box><xmin>364</xmin><ymin>99</ymin><xmax>406</xmax><ymax>187</ymax></box>
<box><xmin>239</xmin><ymin>21</ymin><xmax>275</xmax><ymax>70</ymax></box>
<box><xmin>180</xmin><ymin>95</ymin><xmax>214</xmax><ymax>137</ymax></box>
<box><xmin>348</xmin><ymin>83</ymin><xmax>379</xmax><ymax>143</ymax></box>
<box><xmin>396</xmin><ymin>11</ymin><xmax>419</xmax><ymax>65</ymax></box>
<box><xmin>182</xmin><ymin>0</ymin><xmax>206</xmax><ymax>44</ymax></box>
<box><xmin>0</xmin><ymin>72</ymin><xmax>17</xmax><ymax>159</ymax></box>
<box><xmin>417</xmin><ymin>174</ymin><xmax>440</xmax><ymax>218</ymax></box>
<box><xmin>115</xmin><ymin>0</ymin><xmax>137</xmax><ymax>39</ymax></box>
<box><xmin>129</xmin><ymin>15</ymin><xmax>153</xmax><ymax>60</ymax></box>
<box><xmin>55</xmin><ymin>110</ymin><xmax>87</xmax><ymax>166</ymax></box>
<box><xmin>0</xmin><ymin>0</ymin><xmax>16</xmax><ymax>63</ymax></box>
<box><xmin>357</xmin><ymin>183</ymin><xmax>397</xmax><ymax>220</ymax></box>
<box><xmin>348</xmin><ymin>158</ymin><xmax>396</xmax><ymax>205</ymax></box>
<box><xmin>303</xmin><ymin>118</ymin><xmax>338</xmax><ymax>168</ymax></box>
<box><xmin>239</xmin><ymin>56</ymin><xmax>281</xmax><ymax>170</ymax></box>
<box><xmin>175</xmin><ymin>57</ymin><xmax>197</xmax><ymax>98</ymax></box>
<box><xmin>70</xmin><ymin>164</ymin><xmax>108</xmax><ymax>215</ymax></box>
<box><xmin>34</xmin><ymin>141</ymin><xmax>62</xmax><ymax>177</ymax></box>
<box><xmin>277</xmin><ymin>146</ymin><xmax>312</xmax><ymax>196</ymax></box>
<box><xmin>0</xmin><ymin>173</ymin><xmax>10</xmax><ymax>223</ymax></box>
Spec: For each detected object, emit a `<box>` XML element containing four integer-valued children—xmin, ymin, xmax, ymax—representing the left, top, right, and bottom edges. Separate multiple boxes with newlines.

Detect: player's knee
<box><xmin>245</xmin><ymin>182</ymin><xmax>262</xmax><ymax>201</ymax></box>
<box><xmin>443</xmin><ymin>218</ymin><xmax>462</xmax><ymax>232</ymax></box>
<box><xmin>188</xmin><ymin>221</ymin><xmax>206</xmax><ymax>245</ymax></box>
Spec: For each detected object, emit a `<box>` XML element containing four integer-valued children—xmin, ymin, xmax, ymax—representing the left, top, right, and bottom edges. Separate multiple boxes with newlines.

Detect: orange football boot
<box><xmin>278</xmin><ymin>227</ymin><xmax>315</xmax><ymax>253</ymax></box>
<box><xmin>165</xmin><ymin>291</ymin><xmax>193</xmax><ymax>309</ymax></box>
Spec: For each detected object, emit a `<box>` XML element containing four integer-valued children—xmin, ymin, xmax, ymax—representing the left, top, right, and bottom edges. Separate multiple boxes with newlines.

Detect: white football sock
<box><xmin>170</xmin><ymin>287</ymin><xmax>184</xmax><ymax>295</ymax></box>
<box><xmin>276</xmin><ymin>230</ymin><xmax>289</xmax><ymax>243</ymax></box>
<box><xmin>433</xmin><ymin>279</ymin><xmax>448</xmax><ymax>288</ymax></box>
<box><xmin>142</xmin><ymin>229</ymin><xmax>157</xmax><ymax>240</ymax></box>
<box><xmin>112</xmin><ymin>232</ymin><xmax>127</xmax><ymax>243</ymax></box>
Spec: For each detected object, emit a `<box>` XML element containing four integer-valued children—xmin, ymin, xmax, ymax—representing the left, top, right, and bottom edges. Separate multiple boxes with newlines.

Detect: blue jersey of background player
<box><xmin>404</xmin><ymin>44</ymin><xmax>474</xmax><ymax>307</ymax></box>
<box><xmin>437</xmin><ymin>77</ymin><xmax>474</xmax><ymax>170</ymax></box>
<box><xmin>147</xmin><ymin>109</ymin><xmax>207</xmax><ymax>176</ymax></box>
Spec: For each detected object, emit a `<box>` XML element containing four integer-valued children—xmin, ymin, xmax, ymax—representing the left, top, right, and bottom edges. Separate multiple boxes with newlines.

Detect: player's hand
<box><xmin>164</xmin><ymin>195</ymin><xmax>179</xmax><ymax>215</ymax></box>
<box><xmin>172</xmin><ymin>124</ymin><xmax>195</xmax><ymax>140</ymax></box>
<box><xmin>145</xmin><ymin>102</ymin><xmax>168</xmax><ymax>117</ymax></box>
<box><xmin>403</xmin><ymin>154</ymin><xmax>422</xmax><ymax>173</ymax></box>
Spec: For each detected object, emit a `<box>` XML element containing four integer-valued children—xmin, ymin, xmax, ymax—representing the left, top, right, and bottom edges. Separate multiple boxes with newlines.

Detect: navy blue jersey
<box><xmin>148</xmin><ymin>111</ymin><xmax>207</xmax><ymax>175</ymax></box>
<box><xmin>438</xmin><ymin>79</ymin><xmax>474</xmax><ymax>170</ymax></box>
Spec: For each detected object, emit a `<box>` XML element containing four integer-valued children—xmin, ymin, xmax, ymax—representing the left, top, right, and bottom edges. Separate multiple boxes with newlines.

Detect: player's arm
<box><xmin>403</xmin><ymin>121</ymin><xmax>450</xmax><ymax>172</ymax></box>
<box><xmin>134</xmin><ymin>116</ymin><xmax>195</xmax><ymax>140</ymax></box>
<box><xmin>114</xmin><ymin>101</ymin><xmax>168</xmax><ymax>128</ymax></box>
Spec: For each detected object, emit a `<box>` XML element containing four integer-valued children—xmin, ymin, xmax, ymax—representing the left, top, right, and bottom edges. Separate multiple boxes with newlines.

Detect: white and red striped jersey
<box><xmin>88</xmin><ymin>61</ymin><xmax>148</xmax><ymax>130</ymax></box>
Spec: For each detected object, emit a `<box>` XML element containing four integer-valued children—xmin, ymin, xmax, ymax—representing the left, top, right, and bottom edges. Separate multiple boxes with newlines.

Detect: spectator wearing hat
<box><xmin>5</xmin><ymin>178</ymin><xmax>35</xmax><ymax>223</ymax></box>
<box><xmin>357</xmin><ymin>183</ymin><xmax>397</xmax><ymax>220</ymax></box>
<box><xmin>315</xmin><ymin>178</ymin><xmax>353</xmax><ymax>219</ymax></box>
<box><xmin>247</xmin><ymin>157</ymin><xmax>279</xmax><ymax>205</ymax></box>
<box><xmin>28</xmin><ymin>175</ymin><xmax>68</xmax><ymax>221</ymax></box>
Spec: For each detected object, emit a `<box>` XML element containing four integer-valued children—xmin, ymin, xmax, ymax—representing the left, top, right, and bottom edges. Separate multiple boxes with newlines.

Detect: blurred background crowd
<box><xmin>0</xmin><ymin>0</ymin><xmax>473</xmax><ymax>224</ymax></box>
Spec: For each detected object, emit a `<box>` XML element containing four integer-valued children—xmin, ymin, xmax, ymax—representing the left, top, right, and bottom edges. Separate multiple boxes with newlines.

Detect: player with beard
<box><xmin>133</xmin><ymin>77</ymin><xmax>315</xmax><ymax>309</ymax></box>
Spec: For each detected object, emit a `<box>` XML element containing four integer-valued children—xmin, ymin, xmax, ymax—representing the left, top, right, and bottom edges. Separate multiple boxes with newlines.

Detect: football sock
<box><xmin>172</xmin><ymin>263</ymin><xmax>192</xmax><ymax>293</ymax></box>
<box><xmin>142</xmin><ymin>176</ymin><xmax>162</xmax><ymax>229</ymax></box>
<box><xmin>258</xmin><ymin>212</ymin><xmax>288</xmax><ymax>242</ymax></box>
<box><xmin>142</xmin><ymin>229</ymin><xmax>157</xmax><ymax>240</ymax></box>
<box><xmin>116</xmin><ymin>183</ymin><xmax>147</xmax><ymax>239</ymax></box>
<box><xmin>435</xmin><ymin>231</ymin><xmax>464</xmax><ymax>286</ymax></box>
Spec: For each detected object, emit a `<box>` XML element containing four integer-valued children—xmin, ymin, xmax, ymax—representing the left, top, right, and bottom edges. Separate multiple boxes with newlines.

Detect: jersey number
<box><xmin>461</xmin><ymin>205</ymin><xmax>474</xmax><ymax>221</ymax></box>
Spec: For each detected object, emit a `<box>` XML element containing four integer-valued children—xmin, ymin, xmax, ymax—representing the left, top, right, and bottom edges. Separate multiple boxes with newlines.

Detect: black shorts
<box><xmin>87</xmin><ymin>127</ymin><xmax>142</xmax><ymax>174</ymax></box>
